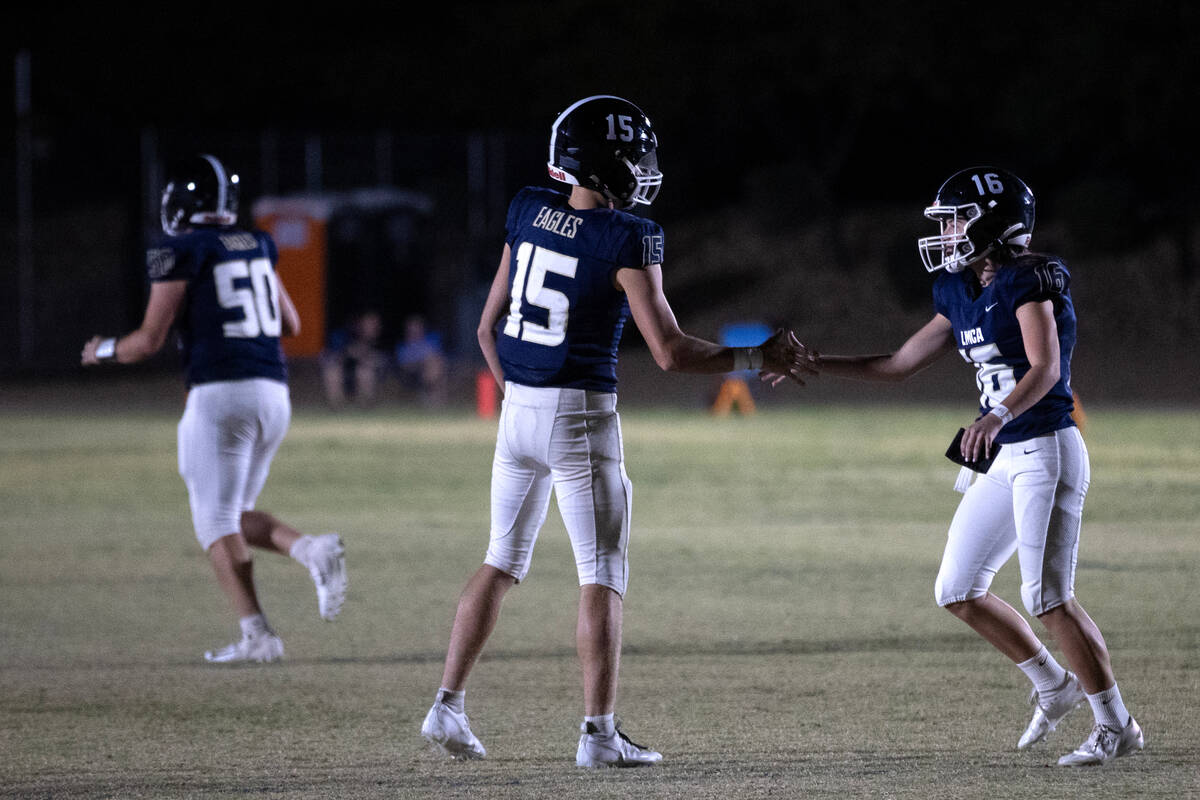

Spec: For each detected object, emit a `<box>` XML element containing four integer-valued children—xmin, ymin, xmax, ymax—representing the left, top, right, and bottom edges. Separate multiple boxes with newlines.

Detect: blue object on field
<box><xmin>720</xmin><ymin>321</ymin><xmax>772</xmax><ymax>375</ymax></box>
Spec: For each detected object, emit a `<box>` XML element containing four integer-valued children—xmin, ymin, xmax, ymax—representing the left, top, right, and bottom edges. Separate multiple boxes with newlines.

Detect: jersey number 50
<box><xmin>214</xmin><ymin>258</ymin><xmax>283</xmax><ymax>338</ymax></box>
<box><xmin>504</xmin><ymin>242</ymin><xmax>577</xmax><ymax>347</ymax></box>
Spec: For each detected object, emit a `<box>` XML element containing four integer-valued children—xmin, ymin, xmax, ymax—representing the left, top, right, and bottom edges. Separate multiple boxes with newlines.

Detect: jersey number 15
<box><xmin>504</xmin><ymin>242</ymin><xmax>578</xmax><ymax>347</ymax></box>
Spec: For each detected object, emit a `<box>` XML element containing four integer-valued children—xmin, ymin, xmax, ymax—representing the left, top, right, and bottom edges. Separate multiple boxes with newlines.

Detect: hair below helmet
<box><xmin>160</xmin><ymin>154</ymin><xmax>240</xmax><ymax>236</ymax></box>
<box><xmin>547</xmin><ymin>95</ymin><xmax>662</xmax><ymax>209</ymax></box>
<box><xmin>918</xmin><ymin>166</ymin><xmax>1035</xmax><ymax>273</ymax></box>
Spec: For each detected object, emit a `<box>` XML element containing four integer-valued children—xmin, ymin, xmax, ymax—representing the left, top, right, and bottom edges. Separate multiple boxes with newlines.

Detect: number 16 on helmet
<box><xmin>918</xmin><ymin>166</ymin><xmax>1035</xmax><ymax>273</ymax></box>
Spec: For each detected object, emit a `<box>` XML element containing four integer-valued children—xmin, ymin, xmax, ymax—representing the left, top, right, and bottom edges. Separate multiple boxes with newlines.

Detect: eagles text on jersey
<box><xmin>933</xmin><ymin>254</ymin><xmax>1077</xmax><ymax>444</ymax></box>
<box><xmin>148</xmin><ymin>226</ymin><xmax>288</xmax><ymax>387</ymax></box>
<box><xmin>497</xmin><ymin>186</ymin><xmax>664</xmax><ymax>392</ymax></box>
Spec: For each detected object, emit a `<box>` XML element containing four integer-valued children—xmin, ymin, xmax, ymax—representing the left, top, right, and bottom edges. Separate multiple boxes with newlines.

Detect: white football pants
<box><xmin>485</xmin><ymin>382</ymin><xmax>632</xmax><ymax>595</ymax></box>
<box><xmin>935</xmin><ymin>425</ymin><xmax>1090</xmax><ymax>616</ymax></box>
<box><xmin>177</xmin><ymin>378</ymin><xmax>291</xmax><ymax>550</ymax></box>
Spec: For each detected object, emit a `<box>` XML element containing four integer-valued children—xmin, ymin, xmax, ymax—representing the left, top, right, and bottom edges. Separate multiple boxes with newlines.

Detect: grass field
<box><xmin>1</xmin><ymin>401</ymin><xmax>1198</xmax><ymax>798</ymax></box>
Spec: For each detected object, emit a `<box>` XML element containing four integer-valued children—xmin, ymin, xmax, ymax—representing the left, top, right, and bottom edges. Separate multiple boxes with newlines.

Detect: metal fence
<box><xmin>2</xmin><ymin>115</ymin><xmax>544</xmax><ymax>376</ymax></box>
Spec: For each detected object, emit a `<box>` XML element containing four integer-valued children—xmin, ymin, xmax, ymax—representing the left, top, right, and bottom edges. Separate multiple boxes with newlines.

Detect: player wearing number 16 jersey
<box><xmin>811</xmin><ymin>166</ymin><xmax>1142</xmax><ymax>767</ymax></box>
<box><xmin>81</xmin><ymin>154</ymin><xmax>347</xmax><ymax>664</ymax></box>
<box><xmin>420</xmin><ymin>95</ymin><xmax>815</xmax><ymax>767</ymax></box>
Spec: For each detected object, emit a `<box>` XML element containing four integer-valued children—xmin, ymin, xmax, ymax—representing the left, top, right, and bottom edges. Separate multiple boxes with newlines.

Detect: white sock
<box><xmin>239</xmin><ymin>613</ymin><xmax>270</xmax><ymax>639</ymax></box>
<box><xmin>584</xmin><ymin>713</ymin><xmax>615</xmax><ymax>737</ymax></box>
<box><xmin>1017</xmin><ymin>645</ymin><xmax>1069</xmax><ymax>698</ymax></box>
<box><xmin>1087</xmin><ymin>684</ymin><xmax>1130</xmax><ymax>730</ymax></box>
<box><xmin>289</xmin><ymin>535</ymin><xmax>316</xmax><ymax>566</ymax></box>
<box><xmin>437</xmin><ymin>688</ymin><xmax>465</xmax><ymax>714</ymax></box>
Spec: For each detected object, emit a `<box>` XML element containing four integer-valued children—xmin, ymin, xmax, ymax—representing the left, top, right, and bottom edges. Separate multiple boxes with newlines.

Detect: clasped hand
<box><xmin>759</xmin><ymin>329</ymin><xmax>819</xmax><ymax>386</ymax></box>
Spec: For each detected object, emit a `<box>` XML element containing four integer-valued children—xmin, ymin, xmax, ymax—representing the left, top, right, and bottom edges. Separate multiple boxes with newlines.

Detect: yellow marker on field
<box><xmin>711</xmin><ymin>377</ymin><xmax>756</xmax><ymax>416</ymax></box>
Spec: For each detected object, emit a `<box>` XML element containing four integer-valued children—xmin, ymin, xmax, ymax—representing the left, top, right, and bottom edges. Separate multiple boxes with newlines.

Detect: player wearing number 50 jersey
<box><xmin>81</xmin><ymin>154</ymin><xmax>347</xmax><ymax>664</ymax></box>
<box><xmin>421</xmin><ymin>95</ymin><xmax>815</xmax><ymax>767</ymax></box>
<box><xmin>810</xmin><ymin>167</ymin><xmax>1142</xmax><ymax>767</ymax></box>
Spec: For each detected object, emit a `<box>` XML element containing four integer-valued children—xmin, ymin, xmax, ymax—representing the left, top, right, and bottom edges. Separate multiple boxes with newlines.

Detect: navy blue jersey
<box><xmin>933</xmin><ymin>255</ymin><xmax>1077</xmax><ymax>444</ymax></box>
<box><xmin>497</xmin><ymin>187</ymin><xmax>665</xmax><ymax>392</ymax></box>
<box><xmin>147</xmin><ymin>226</ymin><xmax>288</xmax><ymax>387</ymax></box>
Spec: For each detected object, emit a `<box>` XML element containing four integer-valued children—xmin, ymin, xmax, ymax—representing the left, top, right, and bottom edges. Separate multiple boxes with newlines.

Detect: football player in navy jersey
<box><xmin>420</xmin><ymin>96</ymin><xmax>814</xmax><ymax>767</ymax></box>
<box><xmin>81</xmin><ymin>154</ymin><xmax>348</xmax><ymax>664</ymax></box>
<box><xmin>801</xmin><ymin>167</ymin><xmax>1142</xmax><ymax>766</ymax></box>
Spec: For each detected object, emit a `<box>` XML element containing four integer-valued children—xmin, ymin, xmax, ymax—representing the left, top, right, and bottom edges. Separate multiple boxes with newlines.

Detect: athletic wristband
<box><xmin>95</xmin><ymin>337</ymin><xmax>118</xmax><ymax>362</ymax></box>
<box><xmin>989</xmin><ymin>404</ymin><xmax>1014</xmax><ymax>425</ymax></box>
<box><xmin>733</xmin><ymin>347</ymin><xmax>763</xmax><ymax>371</ymax></box>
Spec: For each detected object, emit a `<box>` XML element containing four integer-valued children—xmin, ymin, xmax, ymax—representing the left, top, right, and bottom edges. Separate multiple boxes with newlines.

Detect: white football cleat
<box><xmin>204</xmin><ymin>632</ymin><xmax>284</xmax><ymax>664</ymax></box>
<box><xmin>1057</xmin><ymin>717</ymin><xmax>1144</xmax><ymax>766</ymax></box>
<box><xmin>421</xmin><ymin>702</ymin><xmax>486</xmax><ymax>760</ymax></box>
<box><xmin>308</xmin><ymin>533</ymin><xmax>347</xmax><ymax>621</ymax></box>
<box><xmin>576</xmin><ymin>722</ymin><xmax>663</xmax><ymax>768</ymax></box>
<box><xmin>1018</xmin><ymin>671</ymin><xmax>1087</xmax><ymax>749</ymax></box>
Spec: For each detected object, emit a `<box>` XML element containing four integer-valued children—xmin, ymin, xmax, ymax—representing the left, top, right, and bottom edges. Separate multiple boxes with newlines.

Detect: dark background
<box><xmin>4</xmin><ymin>1</ymin><xmax>1198</xmax><ymax>399</ymax></box>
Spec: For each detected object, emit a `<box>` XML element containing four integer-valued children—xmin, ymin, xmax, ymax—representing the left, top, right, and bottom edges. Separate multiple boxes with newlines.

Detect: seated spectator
<box><xmin>395</xmin><ymin>314</ymin><xmax>447</xmax><ymax>406</ymax></box>
<box><xmin>320</xmin><ymin>309</ymin><xmax>389</xmax><ymax>408</ymax></box>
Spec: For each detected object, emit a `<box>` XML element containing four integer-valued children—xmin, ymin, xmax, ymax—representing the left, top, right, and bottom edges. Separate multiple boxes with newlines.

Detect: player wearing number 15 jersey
<box><xmin>420</xmin><ymin>96</ymin><xmax>815</xmax><ymax>767</ymax></box>
<box><xmin>495</xmin><ymin>184</ymin><xmax>662</xmax><ymax>391</ymax></box>
<box><xmin>812</xmin><ymin>166</ymin><xmax>1142</xmax><ymax>767</ymax></box>
<box><xmin>82</xmin><ymin>154</ymin><xmax>347</xmax><ymax>664</ymax></box>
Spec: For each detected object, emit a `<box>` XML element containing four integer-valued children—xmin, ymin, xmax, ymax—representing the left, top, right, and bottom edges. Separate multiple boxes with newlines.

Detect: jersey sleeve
<box><xmin>260</xmin><ymin>231</ymin><xmax>279</xmax><ymax>264</ymax></box>
<box><xmin>505</xmin><ymin>187</ymin><xmax>536</xmax><ymax>247</ymax></box>
<box><xmin>1008</xmin><ymin>259</ymin><xmax>1071</xmax><ymax>310</ymax></box>
<box><xmin>614</xmin><ymin>217</ymin><xmax>665</xmax><ymax>270</ymax></box>
<box><xmin>931</xmin><ymin>272</ymin><xmax>954</xmax><ymax>317</ymax></box>
<box><xmin>145</xmin><ymin>239</ymin><xmax>196</xmax><ymax>283</ymax></box>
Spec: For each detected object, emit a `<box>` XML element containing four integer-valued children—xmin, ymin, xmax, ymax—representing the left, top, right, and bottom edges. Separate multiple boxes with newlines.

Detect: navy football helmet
<box><xmin>547</xmin><ymin>95</ymin><xmax>662</xmax><ymax>209</ymax></box>
<box><xmin>160</xmin><ymin>154</ymin><xmax>240</xmax><ymax>236</ymax></box>
<box><xmin>918</xmin><ymin>166</ymin><xmax>1035</xmax><ymax>273</ymax></box>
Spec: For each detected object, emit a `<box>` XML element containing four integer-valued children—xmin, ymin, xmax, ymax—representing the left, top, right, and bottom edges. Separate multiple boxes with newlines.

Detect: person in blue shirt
<box><xmin>394</xmin><ymin>313</ymin><xmax>448</xmax><ymax>406</ymax></box>
<box><xmin>805</xmin><ymin>167</ymin><xmax>1142</xmax><ymax>767</ymax></box>
<box><xmin>81</xmin><ymin>154</ymin><xmax>347</xmax><ymax>663</ymax></box>
<box><xmin>420</xmin><ymin>96</ymin><xmax>814</xmax><ymax>767</ymax></box>
<box><xmin>320</xmin><ymin>308</ymin><xmax>390</xmax><ymax>408</ymax></box>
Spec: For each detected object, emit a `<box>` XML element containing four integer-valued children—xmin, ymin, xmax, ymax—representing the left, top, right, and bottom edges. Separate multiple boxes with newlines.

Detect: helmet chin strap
<box><xmin>970</xmin><ymin>228</ymin><xmax>1029</xmax><ymax>269</ymax></box>
<box><xmin>963</xmin><ymin>244</ymin><xmax>994</xmax><ymax>270</ymax></box>
<box><xmin>959</xmin><ymin>223</ymin><xmax>1030</xmax><ymax>272</ymax></box>
<box><xmin>593</xmin><ymin>181</ymin><xmax>625</xmax><ymax>210</ymax></box>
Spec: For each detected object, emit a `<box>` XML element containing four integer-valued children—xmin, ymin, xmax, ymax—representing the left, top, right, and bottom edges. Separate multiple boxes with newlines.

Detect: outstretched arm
<box><xmin>616</xmin><ymin>264</ymin><xmax>814</xmax><ymax>383</ymax></box>
<box><xmin>81</xmin><ymin>280</ymin><xmax>187</xmax><ymax>365</ymax></box>
<box><xmin>816</xmin><ymin>314</ymin><xmax>956</xmax><ymax>382</ymax></box>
